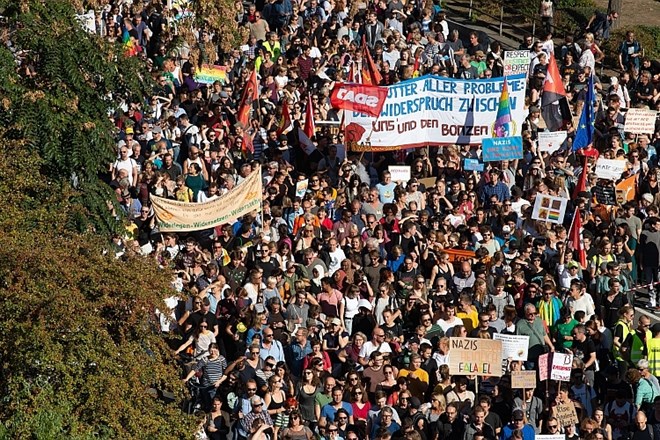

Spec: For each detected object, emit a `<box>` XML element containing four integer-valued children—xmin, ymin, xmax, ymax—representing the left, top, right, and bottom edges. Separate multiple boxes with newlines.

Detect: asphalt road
<box><xmin>633</xmin><ymin>287</ymin><xmax>660</xmax><ymax>323</ymax></box>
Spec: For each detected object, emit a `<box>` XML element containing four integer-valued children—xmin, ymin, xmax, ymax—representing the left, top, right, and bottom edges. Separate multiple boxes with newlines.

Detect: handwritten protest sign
<box><xmin>538</xmin><ymin>131</ymin><xmax>568</xmax><ymax>153</ymax></box>
<box><xmin>419</xmin><ymin>177</ymin><xmax>437</xmax><ymax>188</ymax></box>
<box><xmin>555</xmin><ymin>401</ymin><xmax>579</xmax><ymax>427</ymax></box>
<box><xmin>551</xmin><ymin>352</ymin><xmax>574</xmax><ymax>381</ymax></box>
<box><xmin>493</xmin><ymin>334</ymin><xmax>530</xmax><ymax>361</ymax></box>
<box><xmin>624</xmin><ymin>108</ymin><xmax>658</xmax><ymax>134</ymax></box>
<box><xmin>504</xmin><ymin>50</ymin><xmax>531</xmax><ymax>76</ymax></box>
<box><xmin>464</xmin><ymin>158</ymin><xmax>484</xmax><ymax>171</ymax></box>
<box><xmin>482</xmin><ymin>137</ymin><xmax>524</xmax><ymax>162</ymax></box>
<box><xmin>449</xmin><ymin>338</ymin><xmax>502</xmax><ymax>377</ymax></box>
<box><xmin>539</xmin><ymin>353</ymin><xmax>550</xmax><ymax>381</ymax></box>
<box><xmin>388</xmin><ymin>165</ymin><xmax>411</xmax><ymax>182</ymax></box>
<box><xmin>532</xmin><ymin>194</ymin><xmax>568</xmax><ymax>224</ymax></box>
<box><xmin>511</xmin><ymin>371</ymin><xmax>537</xmax><ymax>389</ymax></box>
<box><xmin>595</xmin><ymin>158</ymin><xmax>626</xmax><ymax>181</ymax></box>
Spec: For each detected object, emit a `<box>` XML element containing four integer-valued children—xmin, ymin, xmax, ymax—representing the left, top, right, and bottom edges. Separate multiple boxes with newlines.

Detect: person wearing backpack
<box><xmin>636</xmin><ymin>360</ymin><xmax>660</xmax><ymax>412</ymax></box>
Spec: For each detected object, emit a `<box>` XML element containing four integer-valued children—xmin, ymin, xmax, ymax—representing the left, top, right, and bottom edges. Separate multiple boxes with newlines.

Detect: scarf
<box><xmin>537</xmin><ymin>297</ymin><xmax>560</xmax><ymax>327</ymax></box>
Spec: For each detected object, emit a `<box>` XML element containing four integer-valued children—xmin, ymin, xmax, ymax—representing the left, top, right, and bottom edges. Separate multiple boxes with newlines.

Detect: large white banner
<box><xmin>345</xmin><ymin>74</ymin><xmax>527</xmax><ymax>151</ymax></box>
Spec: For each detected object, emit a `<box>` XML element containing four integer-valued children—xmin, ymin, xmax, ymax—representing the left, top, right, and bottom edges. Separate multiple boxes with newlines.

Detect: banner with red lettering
<box><xmin>330</xmin><ymin>83</ymin><xmax>388</xmax><ymax>117</ymax></box>
<box><xmin>344</xmin><ymin>74</ymin><xmax>527</xmax><ymax>151</ymax></box>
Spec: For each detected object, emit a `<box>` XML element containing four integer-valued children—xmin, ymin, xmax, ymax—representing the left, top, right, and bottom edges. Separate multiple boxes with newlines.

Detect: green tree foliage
<box><xmin>0</xmin><ymin>1</ymin><xmax>196</xmax><ymax>437</ymax></box>
<box><xmin>0</xmin><ymin>137</ymin><xmax>195</xmax><ymax>438</ymax></box>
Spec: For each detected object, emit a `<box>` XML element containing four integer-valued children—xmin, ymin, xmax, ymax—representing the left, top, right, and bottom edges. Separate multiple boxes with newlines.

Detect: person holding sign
<box><xmin>500</xmin><ymin>409</ymin><xmax>535</xmax><ymax>440</ymax></box>
<box><xmin>516</xmin><ymin>303</ymin><xmax>555</xmax><ymax>369</ymax></box>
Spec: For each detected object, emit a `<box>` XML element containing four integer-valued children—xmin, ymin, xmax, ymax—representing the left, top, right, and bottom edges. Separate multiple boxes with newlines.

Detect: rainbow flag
<box><xmin>122</xmin><ymin>29</ymin><xmax>139</xmax><ymax>57</ymax></box>
<box><xmin>493</xmin><ymin>78</ymin><xmax>512</xmax><ymax>138</ymax></box>
<box><xmin>194</xmin><ymin>64</ymin><xmax>228</xmax><ymax>85</ymax></box>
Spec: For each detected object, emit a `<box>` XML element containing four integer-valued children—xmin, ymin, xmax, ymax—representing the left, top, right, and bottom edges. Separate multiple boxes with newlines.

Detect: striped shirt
<box><xmin>194</xmin><ymin>355</ymin><xmax>228</xmax><ymax>387</ymax></box>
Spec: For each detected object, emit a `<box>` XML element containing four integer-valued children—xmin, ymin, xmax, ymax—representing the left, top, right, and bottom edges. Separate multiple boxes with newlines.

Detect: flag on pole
<box><xmin>572</xmin><ymin>73</ymin><xmax>596</xmax><ymax>151</ymax></box>
<box><xmin>304</xmin><ymin>94</ymin><xmax>315</xmax><ymax>139</ymax></box>
<box><xmin>237</xmin><ymin>68</ymin><xmax>259</xmax><ymax>127</ymax></box>
<box><xmin>494</xmin><ymin>78</ymin><xmax>512</xmax><ymax>137</ymax></box>
<box><xmin>572</xmin><ymin>155</ymin><xmax>588</xmax><ymax>199</ymax></box>
<box><xmin>568</xmin><ymin>208</ymin><xmax>586</xmax><ymax>268</ymax></box>
<box><xmin>298</xmin><ymin>128</ymin><xmax>318</xmax><ymax>156</ymax></box>
<box><xmin>361</xmin><ymin>35</ymin><xmax>382</xmax><ymax>86</ymax></box>
<box><xmin>541</xmin><ymin>55</ymin><xmax>567</xmax><ymax>131</ymax></box>
<box><xmin>277</xmin><ymin>100</ymin><xmax>293</xmax><ymax>136</ymax></box>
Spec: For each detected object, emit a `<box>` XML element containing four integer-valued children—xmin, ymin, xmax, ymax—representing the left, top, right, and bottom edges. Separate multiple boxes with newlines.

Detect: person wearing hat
<box><xmin>501</xmin><ymin>409</ymin><xmax>535</xmax><ymax>440</ymax></box>
<box><xmin>351</xmin><ymin>299</ymin><xmax>377</xmax><ymax>340</ymax></box>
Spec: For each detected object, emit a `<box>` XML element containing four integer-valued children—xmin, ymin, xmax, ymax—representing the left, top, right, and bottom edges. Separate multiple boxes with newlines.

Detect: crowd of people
<box><xmin>68</xmin><ymin>0</ymin><xmax>660</xmax><ymax>439</ymax></box>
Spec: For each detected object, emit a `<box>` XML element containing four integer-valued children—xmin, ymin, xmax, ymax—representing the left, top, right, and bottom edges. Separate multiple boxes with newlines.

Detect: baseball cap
<box><xmin>125</xmin><ymin>127</ymin><xmax>134</xmax><ymax>134</ymax></box>
<box><xmin>152</xmin><ymin>126</ymin><xmax>163</xmax><ymax>134</ymax></box>
<box><xmin>358</xmin><ymin>299</ymin><xmax>372</xmax><ymax>311</ymax></box>
<box><xmin>502</xmin><ymin>225</ymin><xmax>511</xmax><ymax>234</ymax></box>
<box><xmin>512</xmin><ymin>409</ymin><xmax>524</xmax><ymax>421</ymax></box>
<box><xmin>567</xmin><ymin>261</ymin><xmax>579</xmax><ymax>269</ymax></box>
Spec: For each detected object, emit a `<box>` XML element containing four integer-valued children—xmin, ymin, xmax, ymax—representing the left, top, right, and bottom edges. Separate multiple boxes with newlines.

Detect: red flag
<box><xmin>572</xmin><ymin>155</ymin><xmax>588</xmax><ymax>199</ymax></box>
<box><xmin>277</xmin><ymin>100</ymin><xmax>292</xmax><ymax>136</ymax></box>
<box><xmin>330</xmin><ymin>83</ymin><xmax>388</xmax><ymax>117</ymax></box>
<box><xmin>541</xmin><ymin>55</ymin><xmax>567</xmax><ymax>131</ymax></box>
<box><xmin>361</xmin><ymin>35</ymin><xmax>382</xmax><ymax>86</ymax></box>
<box><xmin>568</xmin><ymin>208</ymin><xmax>587</xmax><ymax>268</ymax></box>
<box><xmin>237</xmin><ymin>69</ymin><xmax>258</xmax><ymax>127</ymax></box>
<box><xmin>304</xmin><ymin>94</ymin><xmax>315</xmax><ymax>139</ymax></box>
<box><xmin>347</xmin><ymin>61</ymin><xmax>357</xmax><ymax>83</ymax></box>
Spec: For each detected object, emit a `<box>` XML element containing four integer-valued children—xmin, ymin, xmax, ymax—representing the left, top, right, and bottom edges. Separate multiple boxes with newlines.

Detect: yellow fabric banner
<box><xmin>151</xmin><ymin>167</ymin><xmax>262</xmax><ymax>232</ymax></box>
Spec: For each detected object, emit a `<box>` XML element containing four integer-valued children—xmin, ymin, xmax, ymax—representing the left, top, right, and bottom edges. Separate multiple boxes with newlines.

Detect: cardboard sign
<box><xmin>295</xmin><ymin>179</ymin><xmax>309</xmax><ymax>198</ymax></box>
<box><xmin>511</xmin><ymin>371</ymin><xmax>538</xmax><ymax>389</ymax></box>
<box><xmin>449</xmin><ymin>338</ymin><xmax>503</xmax><ymax>377</ymax></box>
<box><xmin>538</xmin><ymin>353</ymin><xmax>550</xmax><ymax>381</ymax></box>
<box><xmin>493</xmin><ymin>334</ymin><xmax>530</xmax><ymax>361</ymax></box>
<box><xmin>595</xmin><ymin>158</ymin><xmax>626</xmax><ymax>181</ymax></box>
<box><xmin>388</xmin><ymin>165</ymin><xmax>411</xmax><ymax>182</ymax></box>
<box><xmin>464</xmin><ymin>158</ymin><xmax>484</xmax><ymax>171</ymax></box>
<box><xmin>624</xmin><ymin>108</ymin><xmax>658</xmax><ymax>135</ymax></box>
<box><xmin>550</xmin><ymin>352</ymin><xmax>574</xmax><ymax>381</ymax></box>
<box><xmin>532</xmin><ymin>194</ymin><xmax>568</xmax><ymax>224</ymax></box>
<box><xmin>419</xmin><ymin>177</ymin><xmax>437</xmax><ymax>188</ymax></box>
<box><xmin>554</xmin><ymin>401</ymin><xmax>579</xmax><ymax>427</ymax></box>
<box><xmin>538</xmin><ymin>131</ymin><xmax>568</xmax><ymax>153</ymax></box>
<box><xmin>444</xmin><ymin>248</ymin><xmax>477</xmax><ymax>263</ymax></box>
<box><xmin>482</xmin><ymin>136</ymin><xmax>524</xmax><ymax>162</ymax></box>
<box><xmin>504</xmin><ymin>50</ymin><xmax>531</xmax><ymax>76</ymax></box>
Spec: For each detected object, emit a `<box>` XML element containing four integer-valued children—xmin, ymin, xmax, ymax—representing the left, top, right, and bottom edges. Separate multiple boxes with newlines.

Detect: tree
<box><xmin>0</xmin><ymin>1</ymin><xmax>197</xmax><ymax>437</ymax></box>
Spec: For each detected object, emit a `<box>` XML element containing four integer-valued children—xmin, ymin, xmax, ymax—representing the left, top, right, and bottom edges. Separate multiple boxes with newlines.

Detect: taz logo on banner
<box><xmin>345</xmin><ymin>74</ymin><xmax>527</xmax><ymax>151</ymax></box>
<box><xmin>331</xmin><ymin>83</ymin><xmax>388</xmax><ymax>117</ymax></box>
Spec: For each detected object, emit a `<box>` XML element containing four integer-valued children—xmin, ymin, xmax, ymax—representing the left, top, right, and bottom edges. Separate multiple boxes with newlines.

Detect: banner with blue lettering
<box><xmin>345</xmin><ymin>74</ymin><xmax>527</xmax><ymax>151</ymax></box>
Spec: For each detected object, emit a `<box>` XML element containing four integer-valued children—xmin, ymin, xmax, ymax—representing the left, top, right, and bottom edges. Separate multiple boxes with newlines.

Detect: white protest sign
<box><xmin>504</xmin><ymin>50</ymin><xmax>531</xmax><ymax>76</ymax></box>
<box><xmin>493</xmin><ymin>334</ymin><xmax>530</xmax><ymax>361</ymax></box>
<box><xmin>388</xmin><ymin>165</ymin><xmax>411</xmax><ymax>182</ymax></box>
<box><xmin>532</xmin><ymin>194</ymin><xmax>568</xmax><ymax>224</ymax></box>
<box><xmin>345</xmin><ymin>74</ymin><xmax>528</xmax><ymax>150</ymax></box>
<box><xmin>550</xmin><ymin>352</ymin><xmax>574</xmax><ymax>381</ymax></box>
<box><xmin>595</xmin><ymin>158</ymin><xmax>626</xmax><ymax>181</ymax></box>
<box><xmin>624</xmin><ymin>108</ymin><xmax>657</xmax><ymax>134</ymax></box>
<box><xmin>538</xmin><ymin>130</ymin><xmax>568</xmax><ymax>153</ymax></box>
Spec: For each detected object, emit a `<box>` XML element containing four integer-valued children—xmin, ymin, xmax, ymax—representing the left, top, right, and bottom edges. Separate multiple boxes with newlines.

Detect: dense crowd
<box><xmin>68</xmin><ymin>0</ymin><xmax>660</xmax><ymax>439</ymax></box>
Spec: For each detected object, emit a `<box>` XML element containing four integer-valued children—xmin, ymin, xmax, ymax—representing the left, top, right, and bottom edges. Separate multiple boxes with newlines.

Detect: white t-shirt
<box><xmin>328</xmin><ymin>247</ymin><xmax>346</xmax><ymax>275</ymax></box>
<box><xmin>359</xmin><ymin>340</ymin><xmax>392</xmax><ymax>359</ymax></box>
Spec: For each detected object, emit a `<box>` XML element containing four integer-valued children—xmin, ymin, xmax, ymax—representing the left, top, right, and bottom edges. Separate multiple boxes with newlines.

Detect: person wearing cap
<box><xmin>352</xmin><ymin>299</ymin><xmax>377</xmax><ymax>339</ymax></box>
<box><xmin>500</xmin><ymin>409</ymin><xmax>535</xmax><ymax>440</ymax></box>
